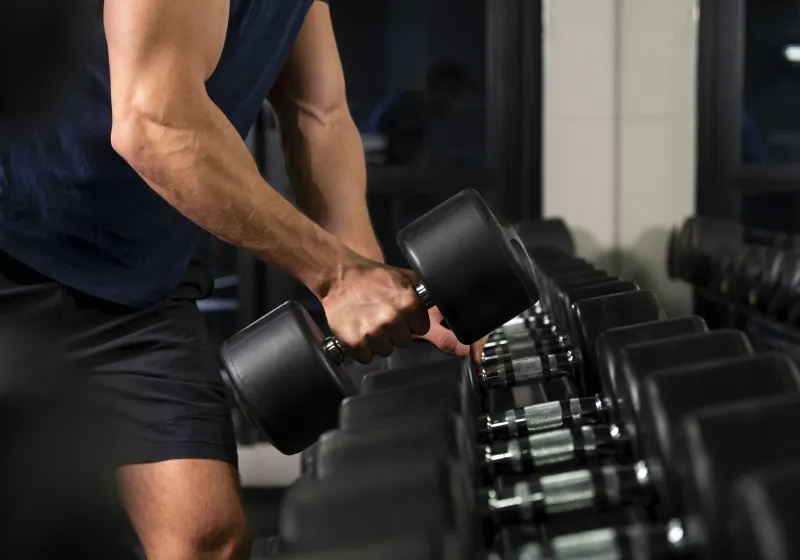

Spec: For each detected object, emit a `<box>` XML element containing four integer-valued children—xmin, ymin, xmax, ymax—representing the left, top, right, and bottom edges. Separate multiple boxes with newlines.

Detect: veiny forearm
<box><xmin>112</xmin><ymin>95</ymin><xmax>349</xmax><ymax>296</ymax></box>
<box><xmin>277</xmin><ymin>108</ymin><xmax>384</xmax><ymax>261</ymax></box>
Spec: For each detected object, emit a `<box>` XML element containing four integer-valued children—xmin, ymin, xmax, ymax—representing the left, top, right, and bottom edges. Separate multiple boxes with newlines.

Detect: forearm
<box><xmin>111</xmin><ymin>94</ymin><xmax>350</xmax><ymax>297</ymax></box>
<box><xmin>278</xmin><ymin>109</ymin><xmax>384</xmax><ymax>262</ymax></box>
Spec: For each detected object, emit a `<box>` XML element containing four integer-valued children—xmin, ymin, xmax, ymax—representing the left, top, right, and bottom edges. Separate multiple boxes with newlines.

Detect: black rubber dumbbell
<box><xmin>500</xmin><ymin>394</ymin><xmax>800</xmax><ymax>560</ymax></box>
<box><xmin>277</xmin><ymin>388</ymin><xmax>800</xmax><ymax>556</ymax></box>
<box><xmin>728</xmin><ymin>462</ymin><xmax>800</xmax><ymax>560</ymax></box>
<box><xmin>480</xmin><ymin>280</ymin><xmax>639</xmax><ymax>370</ymax></box>
<box><xmin>310</xmin><ymin>339</ymin><xmax>797</xmax><ymax>509</ymax></box>
<box><xmin>344</xmin><ymin>291</ymin><xmax>673</xmax><ymax>434</ymax></box>
<box><xmin>350</xmin><ymin>291</ymin><xmax>663</xmax><ymax>427</ymax></box>
<box><xmin>219</xmin><ymin>189</ymin><xmax>539</xmax><ymax>454</ymax></box>
<box><xmin>317</xmin><ymin>317</ymin><xmax>707</xmax><ymax>480</ymax></box>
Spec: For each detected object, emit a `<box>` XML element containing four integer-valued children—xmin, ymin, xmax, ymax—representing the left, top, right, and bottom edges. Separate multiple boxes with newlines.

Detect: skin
<box><xmin>104</xmin><ymin>1</ymin><xmax>485</xmax><ymax>557</ymax></box>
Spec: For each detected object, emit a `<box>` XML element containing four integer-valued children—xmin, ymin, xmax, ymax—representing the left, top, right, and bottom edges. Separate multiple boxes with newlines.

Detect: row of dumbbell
<box><xmin>258</xmin><ymin>250</ymin><xmax>794</xmax><ymax>560</ymax></box>
<box><xmin>667</xmin><ymin>216</ymin><xmax>800</xmax><ymax>323</ymax></box>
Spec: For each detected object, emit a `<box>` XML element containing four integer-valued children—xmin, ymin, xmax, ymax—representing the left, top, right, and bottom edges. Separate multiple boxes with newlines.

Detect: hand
<box><xmin>320</xmin><ymin>253</ymin><xmax>430</xmax><ymax>364</ymax></box>
<box><xmin>416</xmin><ymin>307</ymin><xmax>489</xmax><ymax>365</ymax></box>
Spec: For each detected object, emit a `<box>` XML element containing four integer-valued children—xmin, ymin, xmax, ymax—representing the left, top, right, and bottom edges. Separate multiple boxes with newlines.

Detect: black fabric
<box><xmin>0</xmin><ymin>250</ymin><xmax>237</xmax><ymax>467</ymax></box>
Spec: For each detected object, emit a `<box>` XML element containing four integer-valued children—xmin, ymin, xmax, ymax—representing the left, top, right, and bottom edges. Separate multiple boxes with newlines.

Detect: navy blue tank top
<box><xmin>0</xmin><ymin>0</ymin><xmax>323</xmax><ymax>307</ymax></box>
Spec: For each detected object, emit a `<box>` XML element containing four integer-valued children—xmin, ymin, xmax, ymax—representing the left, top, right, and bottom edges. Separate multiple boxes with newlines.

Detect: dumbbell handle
<box><xmin>493</xmin><ymin>520</ymin><xmax>687</xmax><ymax>560</ymax></box>
<box><xmin>322</xmin><ymin>283</ymin><xmax>432</xmax><ymax>365</ymax></box>
<box><xmin>482</xmin><ymin>334</ymin><xmax>572</xmax><ymax>366</ymax></box>
<box><xmin>477</xmin><ymin>396</ymin><xmax>607</xmax><ymax>443</ymax></box>
<box><xmin>482</xmin><ymin>423</ymin><xmax>630</xmax><ymax>478</ymax></box>
<box><xmin>479</xmin><ymin>349</ymin><xmax>582</xmax><ymax>388</ymax></box>
<box><xmin>481</xmin><ymin>461</ymin><xmax>651</xmax><ymax>526</ymax></box>
<box><xmin>489</xmin><ymin>313</ymin><xmax>557</xmax><ymax>343</ymax></box>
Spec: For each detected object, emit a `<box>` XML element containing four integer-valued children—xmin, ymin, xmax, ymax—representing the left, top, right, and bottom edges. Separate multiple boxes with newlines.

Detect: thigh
<box><xmin>118</xmin><ymin>459</ymin><xmax>250</xmax><ymax>560</ymax></box>
<box><xmin>59</xmin><ymin>261</ymin><xmax>238</xmax><ymax>467</ymax></box>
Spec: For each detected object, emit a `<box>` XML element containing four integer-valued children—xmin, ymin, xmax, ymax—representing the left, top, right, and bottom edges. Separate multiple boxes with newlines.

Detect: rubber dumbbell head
<box><xmin>397</xmin><ymin>189</ymin><xmax>539</xmax><ymax>344</ymax></box>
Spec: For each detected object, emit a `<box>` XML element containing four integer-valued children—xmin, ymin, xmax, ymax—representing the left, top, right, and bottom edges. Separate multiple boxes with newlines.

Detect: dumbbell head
<box><xmin>311</xmin><ymin>410</ymin><xmax>471</xmax><ymax>480</ymax></box>
<box><xmin>280</xmin><ymin>460</ymin><xmax>477</xmax><ymax>552</ymax></box>
<box><xmin>263</xmin><ymin>532</ymin><xmax>468</xmax><ymax>560</ymax></box>
<box><xmin>638</xmin><ymin>351</ymin><xmax>799</xmax><ymax>518</ymax></box>
<box><xmin>728</xmin><ymin>462</ymin><xmax>800</xmax><ymax>560</ymax></box>
<box><xmin>221</xmin><ymin>301</ymin><xmax>357</xmax><ymax>455</ymax></box>
<box><xmin>595</xmin><ymin>316</ymin><xmax>707</xmax><ymax>408</ymax></box>
<box><xmin>514</xmin><ymin>218</ymin><xmax>575</xmax><ymax>256</ymax></box>
<box><xmin>556</xmin><ymin>280</ymin><xmax>638</xmax><ymax>336</ymax></box>
<box><xmin>360</xmin><ymin>357</ymin><xmax>473</xmax><ymax>396</ymax></box>
<box><xmin>571</xmin><ymin>290</ymin><xmax>666</xmax><ymax>395</ymax></box>
<box><xmin>397</xmin><ymin>189</ymin><xmax>539</xmax><ymax>344</ymax></box>
<box><xmin>671</xmin><ymin>216</ymin><xmax>744</xmax><ymax>285</ymax></box>
<box><xmin>683</xmin><ymin>394</ymin><xmax>800</xmax><ymax>559</ymax></box>
<box><xmin>615</xmin><ymin>329</ymin><xmax>753</xmax><ymax>432</ymax></box>
<box><xmin>341</xmin><ymin>373</ymin><xmax>475</xmax><ymax>433</ymax></box>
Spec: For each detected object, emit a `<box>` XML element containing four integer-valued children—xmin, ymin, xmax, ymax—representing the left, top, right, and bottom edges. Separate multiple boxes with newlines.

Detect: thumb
<box><xmin>422</xmin><ymin>322</ymin><xmax>469</xmax><ymax>357</ymax></box>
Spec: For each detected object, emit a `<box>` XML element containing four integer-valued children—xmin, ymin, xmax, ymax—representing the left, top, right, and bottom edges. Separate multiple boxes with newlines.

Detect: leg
<box><xmin>118</xmin><ymin>459</ymin><xmax>251</xmax><ymax>560</ymax></box>
<box><xmin>57</xmin><ymin>261</ymin><xmax>250</xmax><ymax>559</ymax></box>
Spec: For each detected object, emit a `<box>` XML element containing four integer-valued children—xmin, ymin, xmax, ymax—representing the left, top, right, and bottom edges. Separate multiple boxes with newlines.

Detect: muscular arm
<box><xmin>269</xmin><ymin>1</ymin><xmax>384</xmax><ymax>262</ymax></box>
<box><xmin>105</xmin><ymin>0</ymin><xmax>351</xmax><ymax>297</ymax></box>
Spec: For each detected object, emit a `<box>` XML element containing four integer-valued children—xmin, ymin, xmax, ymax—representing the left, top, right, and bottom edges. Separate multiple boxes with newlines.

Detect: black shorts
<box><xmin>0</xmin><ymin>251</ymin><xmax>238</xmax><ymax>468</ymax></box>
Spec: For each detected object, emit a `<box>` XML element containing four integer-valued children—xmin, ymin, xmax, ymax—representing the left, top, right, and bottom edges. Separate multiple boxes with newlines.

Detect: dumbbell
<box><xmin>220</xmin><ymin>189</ymin><xmax>539</xmax><ymax>454</ymax></box>
<box><xmin>343</xmin><ymin>290</ymin><xmax>667</xmax><ymax>437</ymax></box>
<box><xmin>278</xmin><ymin>389</ymin><xmax>800</xmax><ymax>556</ymax></box>
<box><xmin>728</xmin><ymin>462</ymin><xmax>800</xmax><ymax>560</ymax></box>
<box><xmin>514</xmin><ymin>218</ymin><xmax>575</xmax><ymax>257</ymax></box>
<box><xmin>308</xmin><ymin>319</ymin><xmax>714</xmax><ymax>481</ymax></box>
<box><xmin>314</xmin><ymin>346</ymin><xmax>799</xmax><ymax>523</ymax></box>
<box><xmin>485</xmin><ymin>271</ymin><xmax>622</xmax><ymax>348</ymax></box>
<box><xmin>480</xmin><ymin>280</ymin><xmax>639</xmax><ymax>369</ymax></box>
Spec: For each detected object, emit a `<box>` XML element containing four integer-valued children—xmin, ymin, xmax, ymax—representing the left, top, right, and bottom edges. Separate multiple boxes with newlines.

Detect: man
<box><xmin>0</xmin><ymin>1</ymin><xmax>484</xmax><ymax>558</ymax></box>
<box><xmin>364</xmin><ymin>62</ymin><xmax>472</xmax><ymax>165</ymax></box>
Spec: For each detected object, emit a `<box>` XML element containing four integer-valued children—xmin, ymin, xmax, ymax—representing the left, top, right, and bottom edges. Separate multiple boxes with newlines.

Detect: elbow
<box><xmin>110</xmin><ymin>112</ymin><xmax>151</xmax><ymax>170</ymax></box>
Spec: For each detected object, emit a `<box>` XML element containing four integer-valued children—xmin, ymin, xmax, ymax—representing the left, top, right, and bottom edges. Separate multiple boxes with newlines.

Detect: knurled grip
<box><xmin>484</xmin><ymin>463</ymin><xmax>647</xmax><ymax>524</ymax></box>
<box><xmin>478</xmin><ymin>396</ymin><xmax>605</xmax><ymax>442</ymax></box>
<box><xmin>484</xmin><ymin>425</ymin><xmax>604</xmax><ymax>476</ymax></box>
<box><xmin>480</xmin><ymin>349</ymin><xmax>581</xmax><ymax>388</ymax></box>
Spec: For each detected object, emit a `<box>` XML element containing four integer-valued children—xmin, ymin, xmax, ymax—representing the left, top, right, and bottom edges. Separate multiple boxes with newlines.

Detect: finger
<box><xmin>349</xmin><ymin>344</ymin><xmax>374</xmax><ymax>365</ymax></box>
<box><xmin>407</xmin><ymin>306</ymin><xmax>430</xmax><ymax>337</ymax></box>
<box><xmin>369</xmin><ymin>332</ymin><xmax>394</xmax><ymax>358</ymax></box>
<box><xmin>423</xmin><ymin>323</ymin><xmax>469</xmax><ymax>357</ymax></box>
<box><xmin>471</xmin><ymin>335</ymin><xmax>489</xmax><ymax>364</ymax></box>
<box><xmin>386</xmin><ymin>322</ymin><xmax>412</xmax><ymax>349</ymax></box>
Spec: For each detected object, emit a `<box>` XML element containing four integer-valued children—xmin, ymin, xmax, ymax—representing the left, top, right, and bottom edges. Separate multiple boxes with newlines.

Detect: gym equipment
<box><xmin>310</xmin><ymin>329</ymin><xmax>771</xmax><ymax>493</ymax></box>
<box><xmin>480</xmin><ymin>281</ymin><xmax>638</xmax><ymax>370</ymax></box>
<box><xmin>220</xmin><ymin>189</ymin><xmax>539</xmax><ymax>454</ymax></box>
<box><xmin>482</xmin><ymin>330</ymin><xmax>757</xmax><ymax>482</ymax></box>
<box><xmin>278</xmin><ymin>387</ymin><xmax>800</xmax><ymax>555</ymax></box>
<box><xmin>728</xmin><ymin>463</ymin><xmax>800</xmax><ymax>560</ymax></box>
<box><xmin>345</xmin><ymin>294</ymin><xmax>676</xmax><ymax>438</ymax></box>
<box><xmin>484</xmin><ymin>353</ymin><xmax>799</xmax><ymax>526</ymax></box>
<box><xmin>667</xmin><ymin>216</ymin><xmax>744</xmax><ymax>286</ymax></box>
<box><xmin>681</xmin><ymin>394</ymin><xmax>800</xmax><ymax>559</ymax></box>
<box><xmin>257</xmin><ymin>531</ymin><xmax>467</xmax><ymax>560</ymax></box>
<box><xmin>514</xmin><ymin>218</ymin><xmax>575</xmax><ymax>256</ymax></box>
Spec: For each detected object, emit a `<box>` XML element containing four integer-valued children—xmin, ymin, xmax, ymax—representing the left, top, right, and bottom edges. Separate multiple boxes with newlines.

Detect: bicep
<box><xmin>104</xmin><ymin>0</ymin><xmax>229</xmax><ymax>118</ymax></box>
<box><xmin>269</xmin><ymin>0</ymin><xmax>348</xmax><ymax>121</ymax></box>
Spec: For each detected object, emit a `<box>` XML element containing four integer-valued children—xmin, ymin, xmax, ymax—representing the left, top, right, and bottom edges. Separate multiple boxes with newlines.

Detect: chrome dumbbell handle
<box><xmin>482</xmin><ymin>461</ymin><xmax>651</xmax><ymax>525</ymax></box>
<box><xmin>482</xmin><ymin>334</ymin><xmax>572</xmax><ymax>365</ymax></box>
<box><xmin>497</xmin><ymin>520</ymin><xmax>687</xmax><ymax>560</ymax></box>
<box><xmin>479</xmin><ymin>349</ymin><xmax>582</xmax><ymax>388</ymax></box>
<box><xmin>322</xmin><ymin>283</ymin><xmax>432</xmax><ymax>364</ymax></box>
<box><xmin>477</xmin><ymin>396</ymin><xmax>607</xmax><ymax>443</ymax></box>
<box><xmin>482</xmin><ymin>423</ymin><xmax>629</xmax><ymax>477</ymax></box>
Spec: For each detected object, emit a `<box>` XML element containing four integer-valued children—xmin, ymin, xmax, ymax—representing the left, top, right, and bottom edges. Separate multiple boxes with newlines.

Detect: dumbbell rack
<box><xmin>668</xmin><ymin>216</ymin><xmax>800</xmax><ymax>359</ymax></box>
